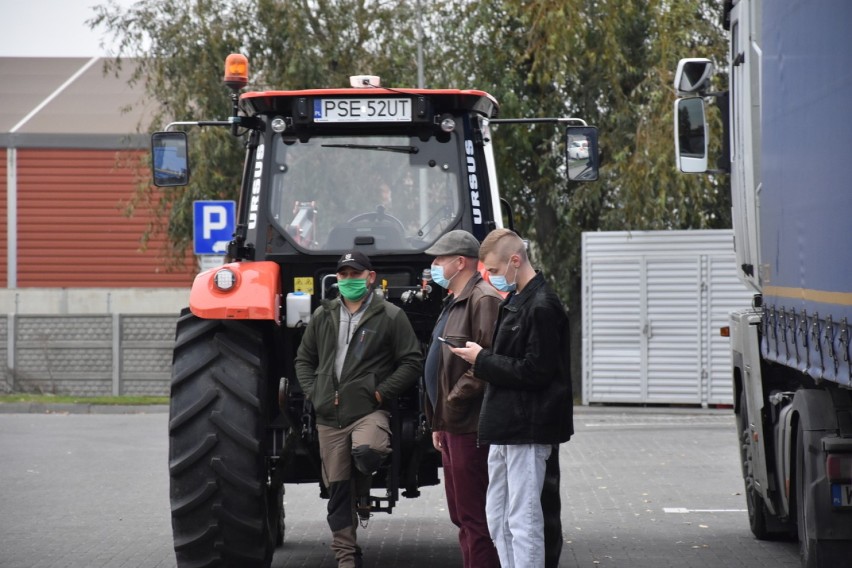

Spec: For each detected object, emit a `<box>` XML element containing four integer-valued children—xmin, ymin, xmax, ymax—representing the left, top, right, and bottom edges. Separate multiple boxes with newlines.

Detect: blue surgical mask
<box><xmin>490</xmin><ymin>260</ymin><xmax>517</xmax><ymax>292</ymax></box>
<box><xmin>430</xmin><ymin>261</ymin><xmax>458</xmax><ymax>289</ymax></box>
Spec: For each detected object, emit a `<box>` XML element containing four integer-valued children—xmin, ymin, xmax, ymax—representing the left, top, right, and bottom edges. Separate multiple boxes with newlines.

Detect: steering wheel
<box><xmin>347</xmin><ymin>206</ymin><xmax>407</xmax><ymax>234</ymax></box>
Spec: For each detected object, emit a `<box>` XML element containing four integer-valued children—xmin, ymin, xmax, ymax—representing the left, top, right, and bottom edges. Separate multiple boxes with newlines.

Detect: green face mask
<box><xmin>338</xmin><ymin>278</ymin><xmax>369</xmax><ymax>301</ymax></box>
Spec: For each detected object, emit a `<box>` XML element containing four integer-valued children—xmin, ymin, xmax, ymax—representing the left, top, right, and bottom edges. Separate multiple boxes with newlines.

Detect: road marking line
<box><xmin>584</xmin><ymin>422</ymin><xmax>730</xmax><ymax>428</ymax></box>
<box><xmin>663</xmin><ymin>508</ymin><xmax>747</xmax><ymax>514</ymax></box>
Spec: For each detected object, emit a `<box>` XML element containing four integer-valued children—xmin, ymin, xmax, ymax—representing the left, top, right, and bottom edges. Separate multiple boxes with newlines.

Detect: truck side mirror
<box><xmin>566</xmin><ymin>126</ymin><xmax>599</xmax><ymax>182</ymax></box>
<box><xmin>674</xmin><ymin>58</ymin><xmax>714</xmax><ymax>96</ymax></box>
<box><xmin>151</xmin><ymin>131</ymin><xmax>190</xmax><ymax>187</ymax></box>
<box><xmin>674</xmin><ymin>98</ymin><xmax>708</xmax><ymax>173</ymax></box>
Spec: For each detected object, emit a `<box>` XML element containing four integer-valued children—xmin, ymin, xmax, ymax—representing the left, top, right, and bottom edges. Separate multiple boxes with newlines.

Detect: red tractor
<box><xmin>152</xmin><ymin>54</ymin><xmax>598</xmax><ymax>567</ymax></box>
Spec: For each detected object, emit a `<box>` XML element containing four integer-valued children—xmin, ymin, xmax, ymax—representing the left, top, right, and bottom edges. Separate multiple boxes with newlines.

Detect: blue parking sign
<box><xmin>193</xmin><ymin>201</ymin><xmax>236</xmax><ymax>255</ymax></box>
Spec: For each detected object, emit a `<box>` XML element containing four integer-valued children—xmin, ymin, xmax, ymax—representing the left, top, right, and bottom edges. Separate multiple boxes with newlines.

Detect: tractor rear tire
<box><xmin>168</xmin><ymin>311</ymin><xmax>278</xmax><ymax>568</ymax></box>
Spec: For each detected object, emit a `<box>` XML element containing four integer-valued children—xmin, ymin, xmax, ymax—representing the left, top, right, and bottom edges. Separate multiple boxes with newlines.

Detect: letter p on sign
<box><xmin>203</xmin><ymin>205</ymin><xmax>228</xmax><ymax>239</ymax></box>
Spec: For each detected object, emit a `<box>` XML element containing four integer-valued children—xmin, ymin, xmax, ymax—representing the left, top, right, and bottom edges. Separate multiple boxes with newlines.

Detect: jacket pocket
<box><xmin>338</xmin><ymin>372</ymin><xmax>379</xmax><ymax>423</ymax></box>
<box><xmin>311</xmin><ymin>372</ymin><xmax>335</xmax><ymax>421</ymax></box>
<box><xmin>350</xmin><ymin>327</ymin><xmax>378</xmax><ymax>362</ymax></box>
<box><xmin>443</xmin><ymin>396</ymin><xmax>476</xmax><ymax>425</ymax></box>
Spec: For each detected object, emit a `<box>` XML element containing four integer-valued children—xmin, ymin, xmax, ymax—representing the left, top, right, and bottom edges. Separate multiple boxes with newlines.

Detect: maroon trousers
<box><xmin>440</xmin><ymin>432</ymin><xmax>500</xmax><ymax>568</ymax></box>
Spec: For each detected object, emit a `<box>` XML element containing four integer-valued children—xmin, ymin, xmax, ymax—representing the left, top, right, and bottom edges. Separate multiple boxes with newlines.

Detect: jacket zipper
<box><xmin>333</xmin><ymin>297</ymin><xmax>377</xmax><ymax>428</ymax></box>
<box><xmin>332</xmin><ymin>374</ymin><xmax>341</xmax><ymax>428</ymax></box>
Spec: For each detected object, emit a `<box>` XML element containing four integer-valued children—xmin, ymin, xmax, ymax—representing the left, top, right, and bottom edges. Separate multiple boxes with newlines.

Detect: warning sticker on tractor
<box><xmin>294</xmin><ymin>277</ymin><xmax>314</xmax><ymax>295</ymax></box>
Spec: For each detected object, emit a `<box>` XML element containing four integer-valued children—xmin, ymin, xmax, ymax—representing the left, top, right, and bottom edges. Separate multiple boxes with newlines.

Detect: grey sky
<box><xmin>1</xmin><ymin>0</ymin><xmax>138</xmax><ymax>57</ymax></box>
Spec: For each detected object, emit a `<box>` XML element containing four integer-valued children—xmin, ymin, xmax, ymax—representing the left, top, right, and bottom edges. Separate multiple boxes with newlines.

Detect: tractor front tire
<box><xmin>168</xmin><ymin>311</ymin><xmax>278</xmax><ymax>568</ymax></box>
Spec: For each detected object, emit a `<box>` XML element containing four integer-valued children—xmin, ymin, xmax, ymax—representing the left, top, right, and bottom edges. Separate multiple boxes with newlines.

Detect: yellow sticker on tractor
<box><xmin>294</xmin><ymin>277</ymin><xmax>314</xmax><ymax>295</ymax></box>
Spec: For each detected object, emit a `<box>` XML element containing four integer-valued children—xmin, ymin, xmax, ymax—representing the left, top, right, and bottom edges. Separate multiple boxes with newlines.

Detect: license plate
<box><xmin>313</xmin><ymin>98</ymin><xmax>412</xmax><ymax>123</ymax></box>
<box><xmin>831</xmin><ymin>484</ymin><xmax>852</xmax><ymax>507</ymax></box>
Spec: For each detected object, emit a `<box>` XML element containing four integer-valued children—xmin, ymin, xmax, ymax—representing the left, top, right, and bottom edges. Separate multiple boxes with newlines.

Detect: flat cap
<box><xmin>425</xmin><ymin>230</ymin><xmax>480</xmax><ymax>258</ymax></box>
<box><xmin>336</xmin><ymin>250</ymin><xmax>373</xmax><ymax>272</ymax></box>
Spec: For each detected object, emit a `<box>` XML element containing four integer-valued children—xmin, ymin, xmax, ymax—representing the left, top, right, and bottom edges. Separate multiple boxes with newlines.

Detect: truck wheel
<box><xmin>795</xmin><ymin>417</ymin><xmax>852</xmax><ymax>567</ymax></box>
<box><xmin>168</xmin><ymin>312</ymin><xmax>278</xmax><ymax>568</ymax></box>
<box><xmin>736</xmin><ymin>386</ymin><xmax>769</xmax><ymax>539</ymax></box>
<box><xmin>795</xmin><ymin>419</ymin><xmax>825</xmax><ymax>568</ymax></box>
<box><xmin>796</xmin><ymin>420</ymin><xmax>814</xmax><ymax>566</ymax></box>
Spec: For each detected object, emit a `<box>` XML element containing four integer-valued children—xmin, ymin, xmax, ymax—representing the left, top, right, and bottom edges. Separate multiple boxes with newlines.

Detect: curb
<box><xmin>0</xmin><ymin>403</ymin><xmax>169</xmax><ymax>415</ymax></box>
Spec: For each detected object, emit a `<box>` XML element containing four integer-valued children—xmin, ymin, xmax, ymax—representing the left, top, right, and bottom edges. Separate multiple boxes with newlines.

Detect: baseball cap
<box><xmin>336</xmin><ymin>250</ymin><xmax>373</xmax><ymax>272</ymax></box>
<box><xmin>425</xmin><ymin>230</ymin><xmax>480</xmax><ymax>258</ymax></box>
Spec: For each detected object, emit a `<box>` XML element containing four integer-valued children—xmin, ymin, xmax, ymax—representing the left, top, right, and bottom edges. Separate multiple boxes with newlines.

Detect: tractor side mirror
<box><xmin>566</xmin><ymin>126</ymin><xmax>599</xmax><ymax>182</ymax></box>
<box><xmin>151</xmin><ymin>131</ymin><xmax>190</xmax><ymax>187</ymax></box>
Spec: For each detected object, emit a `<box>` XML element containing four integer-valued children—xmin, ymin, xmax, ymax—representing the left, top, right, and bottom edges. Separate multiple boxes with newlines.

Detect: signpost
<box><xmin>193</xmin><ymin>201</ymin><xmax>235</xmax><ymax>270</ymax></box>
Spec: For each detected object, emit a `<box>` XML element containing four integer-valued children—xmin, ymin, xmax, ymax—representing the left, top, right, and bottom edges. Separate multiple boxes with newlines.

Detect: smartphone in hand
<box><xmin>438</xmin><ymin>336</ymin><xmax>465</xmax><ymax>348</ymax></box>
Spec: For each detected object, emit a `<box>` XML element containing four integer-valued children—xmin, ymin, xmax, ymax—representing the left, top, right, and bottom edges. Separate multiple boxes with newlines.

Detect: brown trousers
<box><xmin>318</xmin><ymin>411</ymin><xmax>391</xmax><ymax>567</ymax></box>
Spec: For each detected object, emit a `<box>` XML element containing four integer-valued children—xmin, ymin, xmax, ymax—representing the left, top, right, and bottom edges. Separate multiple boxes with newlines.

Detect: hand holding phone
<box><xmin>438</xmin><ymin>336</ymin><xmax>465</xmax><ymax>348</ymax></box>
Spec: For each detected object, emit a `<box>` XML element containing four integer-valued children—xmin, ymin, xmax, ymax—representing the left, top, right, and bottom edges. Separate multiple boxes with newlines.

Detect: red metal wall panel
<box><xmin>16</xmin><ymin>149</ymin><xmax>196</xmax><ymax>287</ymax></box>
<box><xmin>0</xmin><ymin>148</ymin><xmax>7</xmax><ymax>288</ymax></box>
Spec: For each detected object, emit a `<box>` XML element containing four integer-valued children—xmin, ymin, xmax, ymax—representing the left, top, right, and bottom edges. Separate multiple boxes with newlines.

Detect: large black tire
<box><xmin>736</xmin><ymin>386</ymin><xmax>770</xmax><ymax>539</ymax></box>
<box><xmin>796</xmin><ymin>419</ymin><xmax>817</xmax><ymax>567</ymax></box>
<box><xmin>168</xmin><ymin>311</ymin><xmax>278</xmax><ymax>568</ymax></box>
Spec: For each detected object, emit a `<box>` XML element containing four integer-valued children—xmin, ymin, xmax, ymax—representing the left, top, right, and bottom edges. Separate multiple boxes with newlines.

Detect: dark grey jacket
<box><xmin>473</xmin><ymin>272</ymin><xmax>573</xmax><ymax>445</ymax></box>
<box><xmin>295</xmin><ymin>291</ymin><xmax>422</xmax><ymax>428</ymax></box>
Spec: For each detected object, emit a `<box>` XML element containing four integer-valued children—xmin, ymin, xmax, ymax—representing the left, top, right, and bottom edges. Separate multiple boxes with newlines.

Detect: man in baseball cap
<box><xmin>295</xmin><ymin>248</ymin><xmax>421</xmax><ymax>567</ymax></box>
<box><xmin>336</xmin><ymin>250</ymin><xmax>373</xmax><ymax>273</ymax></box>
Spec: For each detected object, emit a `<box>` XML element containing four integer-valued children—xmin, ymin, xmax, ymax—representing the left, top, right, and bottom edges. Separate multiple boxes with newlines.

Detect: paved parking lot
<box><xmin>0</xmin><ymin>406</ymin><xmax>799</xmax><ymax>567</ymax></box>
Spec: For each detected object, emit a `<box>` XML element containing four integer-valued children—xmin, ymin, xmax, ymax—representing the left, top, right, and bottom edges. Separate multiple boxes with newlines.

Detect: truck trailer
<box><xmin>673</xmin><ymin>1</ymin><xmax>852</xmax><ymax>566</ymax></box>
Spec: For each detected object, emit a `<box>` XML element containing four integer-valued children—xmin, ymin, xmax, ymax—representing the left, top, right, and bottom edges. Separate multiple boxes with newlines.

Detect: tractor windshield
<box><xmin>269</xmin><ymin>134</ymin><xmax>462</xmax><ymax>252</ymax></box>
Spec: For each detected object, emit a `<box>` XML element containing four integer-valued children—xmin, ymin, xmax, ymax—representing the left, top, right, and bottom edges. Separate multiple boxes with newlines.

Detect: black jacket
<box><xmin>473</xmin><ymin>272</ymin><xmax>573</xmax><ymax>445</ymax></box>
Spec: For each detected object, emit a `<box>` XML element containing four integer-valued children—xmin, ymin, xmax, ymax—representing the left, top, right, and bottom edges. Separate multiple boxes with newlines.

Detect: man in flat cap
<box><xmin>423</xmin><ymin>230</ymin><xmax>502</xmax><ymax>567</ymax></box>
<box><xmin>295</xmin><ymin>250</ymin><xmax>422</xmax><ymax>568</ymax></box>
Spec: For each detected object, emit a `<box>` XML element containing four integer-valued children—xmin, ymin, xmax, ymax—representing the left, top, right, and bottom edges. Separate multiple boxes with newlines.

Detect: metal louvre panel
<box><xmin>645</xmin><ymin>257</ymin><xmax>701</xmax><ymax>403</ymax></box>
<box><xmin>583</xmin><ymin>230</ymin><xmax>752</xmax><ymax>406</ymax></box>
<box><xmin>584</xmin><ymin>257</ymin><xmax>642</xmax><ymax>402</ymax></box>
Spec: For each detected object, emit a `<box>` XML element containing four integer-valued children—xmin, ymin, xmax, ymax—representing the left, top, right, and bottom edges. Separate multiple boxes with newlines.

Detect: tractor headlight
<box><xmin>271</xmin><ymin>117</ymin><xmax>287</xmax><ymax>133</ymax></box>
<box><xmin>440</xmin><ymin>115</ymin><xmax>456</xmax><ymax>133</ymax></box>
<box><xmin>213</xmin><ymin>268</ymin><xmax>237</xmax><ymax>291</ymax></box>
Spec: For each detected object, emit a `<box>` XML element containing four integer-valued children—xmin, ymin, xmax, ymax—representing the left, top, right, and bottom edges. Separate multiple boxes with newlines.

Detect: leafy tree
<box><xmin>96</xmin><ymin>0</ymin><xmax>726</xmax><ymax>271</ymax></box>
<box><xmin>90</xmin><ymin>0</ymin><xmax>428</xmax><ymax>263</ymax></box>
<box><xmin>96</xmin><ymin>1</ymin><xmax>728</xmax><ymax>389</ymax></box>
<box><xmin>430</xmin><ymin>0</ymin><xmax>727</xmax><ymax>390</ymax></box>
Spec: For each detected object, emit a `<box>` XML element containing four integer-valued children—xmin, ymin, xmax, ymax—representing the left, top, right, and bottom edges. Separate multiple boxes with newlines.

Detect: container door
<box><xmin>644</xmin><ymin>257</ymin><xmax>702</xmax><ymax>403</ymax></box>
<box><xmin>584</xmin><ymin>257</ymin><xmax>643</xmax><ymax>402</ymax></box>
